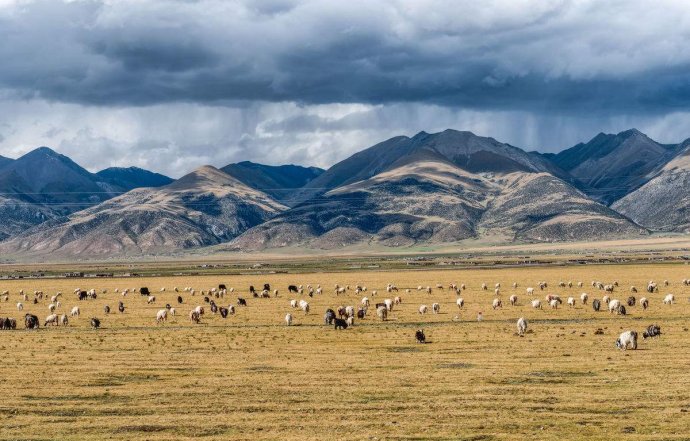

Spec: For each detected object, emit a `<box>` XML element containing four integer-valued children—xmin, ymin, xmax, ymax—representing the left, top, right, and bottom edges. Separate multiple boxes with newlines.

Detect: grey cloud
<box><xmin>0</xmin><ymin>1</ymin><xmax>689</xmax><ymax>114</ymax></box>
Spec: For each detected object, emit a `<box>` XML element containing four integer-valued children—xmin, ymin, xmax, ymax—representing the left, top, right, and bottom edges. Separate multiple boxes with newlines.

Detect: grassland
<box><xmin>0</xmin><ymin>263</ymin><xmax>689</xmax><ymax>440</ymax></box>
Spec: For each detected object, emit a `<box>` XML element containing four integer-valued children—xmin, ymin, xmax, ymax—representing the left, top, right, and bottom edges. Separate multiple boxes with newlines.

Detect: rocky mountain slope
<box><xmin>229</xmin><ymin>131</ymin><xmax>646</xmax><ymax>251</ymax></box>
<box><xmin>221</xmin><ymin>161</ymin><xmax>324</xmax><ymax>203</ymax></box>
<box><xmin>0</xmin><ymin>166</ymin><xmax>286</xmax><ymax>256</ymax></box>
<box><xmin>612</xmin><ymin>141</ymin><xmax>690</xmax><ymax>232</ymax></box>
<box><xmin>551</xmin><ymin>129</ymin><xmax>682</xmax><ymax>204</ymax></box>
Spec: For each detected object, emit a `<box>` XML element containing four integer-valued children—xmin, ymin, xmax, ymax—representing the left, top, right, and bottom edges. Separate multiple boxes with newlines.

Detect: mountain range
<box><xmin>0</xmin><ymin>128</ymin><xmax>687</xmax><ymax>257</ymax></box>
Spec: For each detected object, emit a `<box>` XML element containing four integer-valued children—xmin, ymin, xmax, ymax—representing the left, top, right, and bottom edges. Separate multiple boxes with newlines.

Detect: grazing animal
<box><xmin>324</xmin><ymin>309</ymin><xmax>336</xmax><ymax>325</ymax></box>
<box><xmin>517</xmin><ymin>317</ymin><xmax>527</xmax><ymax>336</ymax></box>
<box><xmin>627</xmin><ymin>296</ymin><xmax>636</xmax><ymax>307</ymax></box>
<box><xmin>118</xmin><ymin>302</ymin><xmax>125</xmax><ymax>313</ymax></box>
<box><xmin>456</xmin><ymin>298</ymin><xmax>464</xmax><ymax>309</ymax></box>
<box><xmin>44</xmin><ymin>314</ymin><xmax>59</xmax><ymax>326</ymax></box>
<box><xmin>419</xmin><ymin>305</ymin><xmax>428</xmax><ymax>314</ymax></box>
<box><xmin>432</xmin><ymin>303</ymin><xmax>440</xmax><ymax>314</ymax></box>
<box><xmin>580</xmin><ymin>293</ymin><xmax>588</xmax><ymax>305</ymax></box>
<box><xmin>415</xmin><ymin>329</ymin><xmax>426</xmax><ymax>343</ymax></box>
<box><xmin>16</xmin><ymin>302</ymin><xmax>23</xmax><ymax>311</ymax></box>
<box><xmin>103</xmin><ymin>305</ymin><xmax>110</xmax><ymax>314</ymax></box>
<box><xmin>25</xmin><ymin>314</ymin><xmax>39</xmax><ymax>329</ymax></box>
<box><xmin>567</xmin><ymin>297</ymin><xmax>575</xmax><ymax>307</ymax></box>
<box><xmin>616</xmin><ymin>331</ymin><xmax>638</xmax><ymax>350</ymax></box>
<box><xmin>608</xmin><ymin>299</ymin><xmax>621</xmax><ymax>314</ymax></box>
<box><xmin>492</xmin><ymin>298</ymin><xmax>502</xmax><ymax>309</ymax></box>
<box><xmin>531</xmin><ymin>299</ymin><xmax>542</xmax><ymax>309</ymax></box>
<box><xmin>377</xmin><ymin>306</ymin><xmax>388</xmax><ymax>321</ymax></box>
<box><xmin>177</xmin><ymin>296</ymin><xmax>183</xmax><ymax>304</ymax></box>
<box><xmin>592</xmin><ymin>299</ymin><xmax>601</xmax><ymax>312</ymax></box>
<box><xmin>219</xmin><ymin>307</ymin><xmax>229</xmax><ymax>318</ymax></box>
<box><xmin>640</xmin><ymin>297</ymin><xmax>649</xmax><ymax>310</ymax></box>
<box><xmin>237</xmin><ymin>298</ymin><xmax>247</xmax><ymax>306</ymax></box>
<box><xmin>509</xmin><ymin>295</ymin><xmax>518</xmax><ymax>306</ymax></box>
<box><xmin>288</xmin><ymin>285</ymin><xmax>299</xmax><ymax>293</ymax></box>
<box><xmin>663</xmin><ymin>294</ymin><xmax>674</xmax><ymax>305</ymax></box>
<box><xmin>285</xmin><ymin>313</ymin><xmax>293</xmax><ymax>326</ymax></box>
<box><xmin>189</xmin><ymin>310</ymin><xmax>201</xmax><ymax>324</ymax></box>
<box><xmin>90</xmin><ymin>318</ymin><xmax>101</xmax><ymax>329</ymax></box>
<box><xmin>60</xmin><ymin>314</ymin><xmax>68</xmax><ymax>326</ymax></box>
<box><xmin>334</xmin><ymin>318</ymin><xmax>348</xmax><ymax>330</ymax></box>
<box><xmin>147</xmin><ymin>296</ymin><xmax>156</xmax><ymax>304</ymax></box>
<box><xmin>156</xmin><ymin>309</ymin><xmax>167</xmax><ymax>323</ymax></box>
<box><xmin>70</xmin><ymin>306</ymin><xmax>80</xmax><ymax>317</ymax></box>
<box><xmin>643</xmin><ymin>324</ymin><xmax>661</xmax><ymax>339</ymax></box>
<box><xmin>357</xmin><ymin>307</ymin><xmax>366</xmax><ymax>319</ymax></box>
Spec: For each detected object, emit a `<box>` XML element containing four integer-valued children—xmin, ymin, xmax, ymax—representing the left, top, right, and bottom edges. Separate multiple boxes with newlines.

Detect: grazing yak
<box><xmin>415</xmin><ymin>329</ymin><xmax>426</xmax><ymax>344</ymax></box>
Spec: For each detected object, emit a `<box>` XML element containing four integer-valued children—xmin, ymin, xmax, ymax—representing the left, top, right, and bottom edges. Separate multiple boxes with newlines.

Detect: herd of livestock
<box><xmin>0</xmin><ymin>277</ymin><xmax>685</xmax><ymax>351</ymax></box>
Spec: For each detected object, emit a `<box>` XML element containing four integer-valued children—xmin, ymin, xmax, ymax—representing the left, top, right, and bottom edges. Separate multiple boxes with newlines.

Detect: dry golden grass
<box><xmin>0</xmin><ymin>263</ymin><xmax>689</xmax><ymax>440</ymax></box>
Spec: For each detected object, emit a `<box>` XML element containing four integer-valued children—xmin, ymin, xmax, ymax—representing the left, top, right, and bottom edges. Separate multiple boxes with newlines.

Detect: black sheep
<box><xmin>415</xmin><ymin>329</ymin><xmax>426</xmax><ymax>344</ymax></box>
<box><xmin>204</xmin><ymin>296</ymin><xmax>210</xmax><ymax>303</ymax></box>
<box><xmin>618</xmin><ymin>305</ymin><xmax>626</xmax><ymax>315</ymax></box>
<box><xmin>78</xmin><ymin>291</ymin><xmax>88</xmax><ymax>301</ymax></box>
<box><xmin>165</xmin><ymin>304</ymin><xmax>171</xmax><ymax>310</ymax></box>
<box><xmin>210</xmin><ymin>302</ymin><xmax>218</xmax><ymax>314</ymax></box>
<box><xmin>324</xmin><ymin>309</ymin><xmax>336</xmax><ymax>325</ymax></box>
<box><xmin>118</xmin><ymin>301</ymin><xmax>125</xmax><ymax>313</ymax></box>
<box><xmin>237</xmin><ymin>298</ymin><xmax>247</xmax><ymax>306</ymax></box>
<box><xmin>91</xmin><ymin>318</ymin><xmax>101</xmax><ymax>329</ymax></box>
<box><xmin>140</xmin><ymin>287</ymin><xmax>150</xmax><ymax>296</ymax></box>
<box><xmin>24</xmin><ymin>314</ymin><xmax>39</xmax><ymax>329</ymax></box>
<box><xmin>263</xmin><ymin>283</ymin><xmax>270</xmax><ymax>291</ymax></box>
<box><xmin>334</xmin><ymin>318</ymin><xmax>348</xmax><ymax>330</ymax></box>
<box><xmin>288</xmin><ymin>285</ymin><xmax>299</xmax><ymax>293</ymax></box>
<box><xmin>643</xmin><ymin>324</ymin><xmax>662</xmax><ymax>339</ymax></box>
<box><xmin>177</xmin><ymin>296</ymin><xmax>183</xmax><ymax>304</ymax></box>
<box><xmin>249</xmin><ymin>286</ymin><xmax>256</xmax><ymax>295</ymax></box>
<box><xmin>627</xmin><ymin>296</ymin><xmax>636</xmax><ymax>307</ymax></box>
<box><xmin>219</xmin><ymin>307</ymin><xmax>229</xmax><ymax>318</ymax></box>
<box><xmin>592</xmin><ymin>299</ymin><xmax>601</xmax><ymax>312</ymax></box>
<box><xmin>219</xmin><ymin>284</ymin><xmax>227</xmax><ymax>290</ymax></box>
<box><xmin>357</xmin><ymin>308</ymin><xmax>366</xmax><ymax>319</ymax></box>
<box><xmin>103</xmin><ymin>305</ymin><xmax>110</xmax><ymax>314</ymax></box>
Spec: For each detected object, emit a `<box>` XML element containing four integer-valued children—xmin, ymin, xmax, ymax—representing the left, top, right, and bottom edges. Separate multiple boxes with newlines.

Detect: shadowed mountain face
<box><xmin>228</xmin><ymin>130</ymin><xmax>647</xmax><ymax>251</ymax></box>
<box><xmin>96</xmin><ymin>167</ymin><xmax>173</xmax><ymax>191</ymax></box>
<box><xmin>551</xmin><ymin>129</ymin><xmax>683</xmax><ymax>205</ymax></box>
<box><xmin>0</xmin><ymin>166</ymin><xmax>286</xmax><ymax>256</ymax></box>
<box><xmin>220</xmin><ymin>161</ymin><xmax>324</xmax><ymax>204</ymax></box>
<box><xmin>613</xmin><ymin>141</ymin><xmax>690</xmax><ymax>232</ymax></box>
<box><xmin>0</xmin><ymin>155</ymin><xmax>12</xmax><ymax>168</ymax></box>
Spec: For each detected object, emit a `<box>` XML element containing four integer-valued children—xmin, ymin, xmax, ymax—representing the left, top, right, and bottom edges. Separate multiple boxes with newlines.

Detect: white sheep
<box><xmin>60</xmin><ymin>314</ymin><xmax>68</xmax><ymax>326</ymax></box>
<box><xmin>345</xmin><ymin>305</ymin><xmax>355</xmax><ymax>318</ymax></box>
<box><xmin>376</xmin><ymin>306</ymin><xmax>387</xmax><ymax>320</ymax></box>
<box><xmin>640</xmin><ymin>297</ymin><xmax>649</xmax><ymax>310</ymax></box>
<box><xmin>526</xmin><ymin>287</ymin><xmax>535</xmax><ymax>296</ymax></box>
<box><xmin>48</xmin><ymin>303</ymin><xmax>56</xmax><ymax>313</ymax></box>
<box><xmin>456</xmin><ymin>298</ymin><xmax>464</xmax><ymax>309</ymax></box>
<box><xmin>16</xmin><ymin>302</ymin><xmax>23</xmax><ymax>311</ymax></box>
<box><xmin>602</xmin><ymin>295</ymin><xmax>610</xmax><ymax>304</ymax></box>
<box><xmin>300</xmin><ymin>301</ymin><xmax>310</xmax><ymax>314</ymax></box>
<box><xmin>580</xmin><ymin>293</ymin><xmax>588</xmax><ymax>305</ymax></box>
<box><xmin>156</xmin><ymin>309</ymin><xmax>168</xmax><ymax>323</ymax></box>
<box><xmin>170</xmin><ymin>307</ymin><xmax>176</xmax><ymax>316</ymax></box>
<box><xmin>290</xmin><ymin>299</ymin><xmax>298</xmax><ymax>308</ymax></box>
<box><xmin>285</xmin><ymin>313</ymin><xmax>293</xmax><ymax>326</ymax></box>
<box><xmin>509</xmin><ymin>295</ymin><xmax>517</xmax><ymax>306</ymax></box>
<box><xmin>549</xmin><ymin>299</ymin><xmax>559</xmax><ymax>309</ymax></box>
<box><xmin>361</xmin><ymin>297</ymin><xmax>370</xmax><ymax>307</ymax></box>
<box><xmin>394</xmin><ymin>296</ymin><xmax>402</xmax><ymax>305</ymax></box>
<box><xmin>531</xmin><ymin>299</ymin><xmax>542</xmax><ymax>309</ymax></box>
<box><xmin>492</xmin><ymin>298</ymin><xmax>502</xmax><ymax>310</ymax></box>
<box><xmin>384</xmin><ymin>299</ymin><xmax>393</xmax><ymax>311</ymax></box>
<box><xmin>70</xmin><ymin>306</ymin><xmax>80</xmax><ymax>317</ymax></box>
<box><xmin>608</xmin><ymin>299</ymin><xmax>621</xmax><ymax>313</ymax></box>
<box><xmin>432</xmin><ymin>303</ymin><xmax>440</xmax><ymax>314</ymax></box>
<box><xmin>147</xmin><ymin>295</ymin><xmax>156</xmax><ymax>304</ymax></box>
<box><xmin>567</xmin><ymin>297</ymin><xmax>575</xmax><ymax>307</ymax></box>
<box><xmin>419</xmin><ymin>305</ymin><xmax>428</xmax><ymax>314</ymax></box>
<box><xmin>663</xmin><ymin>294</ymin><xmax>674</xmax><ymax>305</ymax></box>
<box><xmin>616</xmin><ymin>331</ymin><xmax>638</xmax><ymax>350</ymax></box>
<box><xmin>44</xmin><ymin>314</ymin><xmax>59</xmax><ymax>326</ymax></box>
<box><xmin>346</xmin><ymin>316</ymin><xmax>354</xmax><ymax>326</ymax></box>
<box><xmin>517</xmin><ymin>317</ymin><xmax>527</xmax><ymax>336</ymax></box>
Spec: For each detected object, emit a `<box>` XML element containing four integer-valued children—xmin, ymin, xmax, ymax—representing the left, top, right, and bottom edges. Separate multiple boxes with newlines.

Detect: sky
<box><xmin>1</xmin><ymin>0</ymin><xmax>690</xmax><ymax>177</ymax></box>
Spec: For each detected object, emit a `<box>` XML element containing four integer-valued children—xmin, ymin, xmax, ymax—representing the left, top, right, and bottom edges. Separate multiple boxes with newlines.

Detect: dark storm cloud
<box><xmin>1</xmin><ymin>0</ymin><xmax>690</xmax><ymax>114</ymax></box>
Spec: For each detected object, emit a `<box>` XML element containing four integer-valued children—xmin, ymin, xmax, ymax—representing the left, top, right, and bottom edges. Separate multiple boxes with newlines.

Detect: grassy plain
<box><xmin>0</xmin><ymin>263</ymin><xmax>689</xmax><ymax>440</ymax></box>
